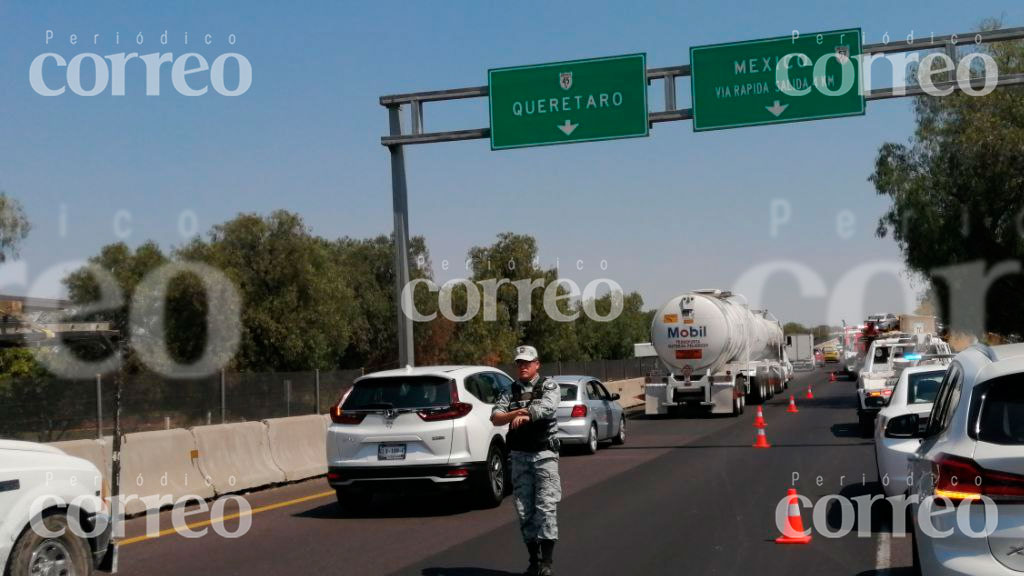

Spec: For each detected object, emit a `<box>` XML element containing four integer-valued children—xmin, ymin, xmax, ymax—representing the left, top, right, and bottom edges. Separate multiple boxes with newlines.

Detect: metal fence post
<box><xmin>220</xmin><ymin>369</ymin><xmax>226</xmax><ymax>424</ymax></box>
<box><xmin>95</xmin><ymin>373</ymin><xmax>102</xmax><ymax>439</ymax></box>
<box><xmin>315</xmin><ymin>369</ymin><xmax>321</xmax><ymax>414</ymax></box>
<box><xmin>284</xmin><ymin>379</ymin><xmax>291</xmax><ymax>417</ymax></box>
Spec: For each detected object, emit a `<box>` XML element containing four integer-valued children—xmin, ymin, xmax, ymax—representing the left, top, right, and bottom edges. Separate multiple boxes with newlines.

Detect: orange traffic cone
<box><xmin>776</xmin><ymin>488</ymin><xmax>812</xmax><ymax>544</ymax></box>
<box><xmin>753</xmin><ymin>426</ymin><xmax>771</xmax><ymax>448</ymax></box>
<box><xmin>753</xmin><ymin>405</ymin><xmax>766</xmax><ymax>429</ymax></box>
<box><xmin>829</xmin><ymin>372</ymin><xmax>836</xmax><ymax>382</ymax></box>
<box><xmin>787</xmin><ymin>395</ymin><xmax>799</xmax><ymax>413</ymax></box>
<box><xmin>806</xmin><ymin>386</ymin><xmax>814</xmax><ymax>400</ymax></box>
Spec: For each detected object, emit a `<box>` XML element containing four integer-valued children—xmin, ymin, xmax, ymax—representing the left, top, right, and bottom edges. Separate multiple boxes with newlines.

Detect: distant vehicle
<box><xmin>898</xmin><ymin>344</ymin><xmax>1024</xmax><ymax>575</ymax></box>
<box><xmin>867</xmin><ymin>313</ymin><xmax>900</xmax><ymax>332</ymax></box>
<box><xmin>785</xmin><ymin>333</ymin><xmax>814</xmax><ymax>371</ymax></box>
<box><xmin>0</xmin><ymin>440</ymin><xmax>115</xmax><ymax>576</ymax></box>
<box><xmin>823</xmin><ymin>346</ymin><xmax>840</xmax><ymax>363</ymax></box>
<box><xmin>857</xmin><ymin>334</ymin><xmax>952</xmax><ymax>435</ymax></box>
<box><xmin>647</xmin><ymin>289</ymin><xmax>785</xmax><ymax>417</ymax></box>
<box><xmin>326</xmin><ymin>365</ymin><xmax>513</xmax><ymax>509</ymax></box>
<box><xmin>873</xmin><ymin>364</ymin><xmax>948</xmax><ymax>498</ymax></box>
<box><xmin>553</xmin><ymin>375</ymin><xmax>625</xmax><ymax>454</ymax></box>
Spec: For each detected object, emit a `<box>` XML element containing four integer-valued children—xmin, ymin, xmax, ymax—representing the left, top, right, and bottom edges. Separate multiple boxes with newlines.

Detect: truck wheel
<box><xmin>8</xmin><ymin>513</ymin><xmax>91</xmax><ymax>576</ymax></box>
<box><xmin>748</xmin><ymin>380</ymin><xmax>762</xmax><ymax>405</ymax></box>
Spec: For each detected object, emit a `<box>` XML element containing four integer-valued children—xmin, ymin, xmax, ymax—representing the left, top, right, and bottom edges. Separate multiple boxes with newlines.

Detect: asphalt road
<box><xmin>116</xmin><ymin>367</ymin><xmax>914</xmax><ymax>576</ymax></box>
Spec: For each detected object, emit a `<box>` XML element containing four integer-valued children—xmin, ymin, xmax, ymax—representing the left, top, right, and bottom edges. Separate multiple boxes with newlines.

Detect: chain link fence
<box><xmin>1</xmin><ymin>358</ymin><xmax>657</xmax><ymax>443</ymax></box>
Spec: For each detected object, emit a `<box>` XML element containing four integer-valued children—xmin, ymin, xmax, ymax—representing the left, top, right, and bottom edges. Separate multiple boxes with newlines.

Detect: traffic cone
<box><xmin>776</xmin><ymin>488</ymin><xmax>812</xmax><ymax>544</ymax></box>
<box><xmin>753</xmin><ymin>405</ymin><xmax>766</xmax><ymax>429</ymax></box>
<box><xmin>787</xmin><ymin>395</ymin><xmax>799</xmax><ymax>413</ymax></box>
<box><xmin>829</xmin><ymin>372</ymin><xmax>836</xmax><ymax>382</ymax></box>
<box><xmin>752</xmin><ymin>426</ymin><xmax>771</xmax><ymax>448</ymax></box>
<box><xmin>806</xmin><ymin>386</ymin><xmax>814</xmax><ymax>400</ymax></box>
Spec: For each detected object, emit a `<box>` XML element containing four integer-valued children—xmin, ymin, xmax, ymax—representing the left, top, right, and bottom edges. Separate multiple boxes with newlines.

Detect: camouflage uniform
<box><xmin>493</xmin><ymin>372</ymin><xmax>562</xmax><ymax>573</ymax></box>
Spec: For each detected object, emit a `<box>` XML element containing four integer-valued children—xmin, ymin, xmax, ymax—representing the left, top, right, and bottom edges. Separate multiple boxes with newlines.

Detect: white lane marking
<box><xmin>876</xmin><ymin>530</ymin><xmax>892</xmax><ymax>574</ymax></box>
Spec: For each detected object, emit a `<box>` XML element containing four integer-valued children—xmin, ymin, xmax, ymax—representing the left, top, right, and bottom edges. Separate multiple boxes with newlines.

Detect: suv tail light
<box><xmin>932</xmin><ymin>453</ymin><xmax>1024</xmax><ymax>502</ymax></box>
<box><xmin>330</xmin><ymin>388</ymin><xmax>365</xmax><ymax>425</ymax></box>
<box><xmin>418</xmin><ymin>380</ymin><xmax>473</xmax><ymax>421</ymax></box>
<box><xmin>570</xmin><ymin>404</ymin><xmax>587</xmax><ymax>418</ymax></box>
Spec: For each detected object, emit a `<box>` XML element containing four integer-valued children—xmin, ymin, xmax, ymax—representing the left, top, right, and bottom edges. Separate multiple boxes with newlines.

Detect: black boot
<box><xmin>524</xmin><ymin>540</ymin><xmax>540</xmax><ymax>576</ymax></box>
<box><xmin>538</xmin><ymin>539</ymin><xmax>555</xmax><ymax>576</ymax></box>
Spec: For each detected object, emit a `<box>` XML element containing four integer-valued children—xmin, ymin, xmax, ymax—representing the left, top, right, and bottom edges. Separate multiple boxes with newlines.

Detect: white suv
<box><xmin>894</xmin><ymin>344</ymin><xmax>1024</xmax><ymax>574</ymax></box>
<box><xmin>1</xmin><ymin>439</ymin><xmax>115</xmax><ymax>576</ymax></box>
<box><xmin>326</xmin><ymin>366</ymin><xmax>513</xmax><ymax>509</ymax></box>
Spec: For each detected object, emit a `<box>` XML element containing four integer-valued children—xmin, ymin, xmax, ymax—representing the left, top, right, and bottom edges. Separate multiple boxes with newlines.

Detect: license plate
<box><xmin>378</xmin><ymin>444</ymin><xmax>406</xmax><ymax>461</ymax></box>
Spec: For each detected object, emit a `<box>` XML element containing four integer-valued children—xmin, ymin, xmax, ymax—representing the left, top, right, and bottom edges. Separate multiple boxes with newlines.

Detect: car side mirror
<box><xmin>885</xmin><ymin>413</ymin><xmax>921</xmax><ymax>438</ymax></box>
<box><xmin>610</xmin><ymin>393</ymin><xmax>620</xmax><ymax>401</ymax></box>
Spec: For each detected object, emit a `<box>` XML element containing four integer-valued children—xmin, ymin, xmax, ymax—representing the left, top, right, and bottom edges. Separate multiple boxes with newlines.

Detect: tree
<box><xmin>783</xmin><ymin>322</ymin><xmax>809</xmax><ymax>335</ymax></box>
<box><xmin>177</xmin><ymin>211</ymin><xmax>357</xmax><ymax>371</ymax></box>
<box><xmin>576</xmin><ymin>292</ymin><xmax>652</xmax><ymax>360</ymax></box>
<box><xmin>871</xmin><ymin>21</ymin><xmax>1024</xmax><ymax>336</ymax></box>
<box><xmin>0</xmin><ymin>193</ymin><xmax>30</xmax><ymax>262</ymax></box>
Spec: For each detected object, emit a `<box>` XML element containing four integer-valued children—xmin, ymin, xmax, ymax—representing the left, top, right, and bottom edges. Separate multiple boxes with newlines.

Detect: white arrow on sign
<box><xmin>557</xmin><ymin>119</ymin><xmax>578</xmax><ymax>136</ymax></box>
<box><xmin>765</xmin><ymin>100</ymin><xmax>789</xmax><ymax>117</ymax></box>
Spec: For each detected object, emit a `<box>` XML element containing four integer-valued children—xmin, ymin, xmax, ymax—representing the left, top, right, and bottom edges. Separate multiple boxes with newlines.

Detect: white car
<box><xmin>326</xmin><ymin>366</ymin><xmax>512</xmax><ymax>509</ymax></box>
<box><xmin>874</xmin><ymin>364</ymin><xmax>948</xmax><ymax>498</ymax></box>
<box><xmin>896</xmin><ymin>344</ymin><xmax>1024</xmax><ymax>574</ymax></box>
<box><xmin>1</xmin><ymin>439</ymin><xmax>115</xmax><ymax>576</ymax></box>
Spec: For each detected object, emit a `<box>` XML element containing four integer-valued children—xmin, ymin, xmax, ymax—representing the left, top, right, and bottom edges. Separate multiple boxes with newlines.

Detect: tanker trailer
<box><xmin>646</xmin><ymin>289</ymin><xmax>785</xmax><ymax>416</ymax></box>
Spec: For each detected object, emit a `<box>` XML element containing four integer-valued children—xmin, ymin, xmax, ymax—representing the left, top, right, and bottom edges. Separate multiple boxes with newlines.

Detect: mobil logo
<box><xmin>667</xmin><ymin>326</ymin><xmax>707</xmax><ymax>338</ymax></box>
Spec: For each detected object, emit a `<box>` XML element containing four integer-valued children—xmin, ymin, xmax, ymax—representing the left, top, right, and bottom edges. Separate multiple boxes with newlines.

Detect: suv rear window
<box><xmin>907</xmin><ymin>371</ymin><xmax>944</xmax><ymax>404</ymax></box>
<box><xmin>978</xmin><ymin>375</ymin><xmax>1024</xmax><ymax>445</ymax></box>
<box><xmin>344</xmin><ymin>376</ymin><xmax>452</xmax><ymax>410</ymax></box>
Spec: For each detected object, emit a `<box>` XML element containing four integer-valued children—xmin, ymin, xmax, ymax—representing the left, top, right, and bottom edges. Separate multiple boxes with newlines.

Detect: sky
<box><xmin>0</xmin><ymin>0</ymin><xmax>1020</xmax><ymax>326</ymax></box>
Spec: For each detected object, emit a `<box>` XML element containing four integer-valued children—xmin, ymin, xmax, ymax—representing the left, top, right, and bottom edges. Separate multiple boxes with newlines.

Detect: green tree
<box><xmin>871</xmin><ymin>21</ymin><xmax>1024</xmax><ymax>335</ymax></box>
<box><xmin>0</xmin><ymin>193</ymin><xmax>30</xmax><ymax>262</ymax></box>
<box><xmin>177</xmin><ymin>211</ymin><xmax>357</xmax><ymax>371</ymax></box>
<box><xmin>783</xmin><ymin>322</ymin><xmax>809</xmax><ymax>335</ymax></box>
<box><xmin>576</xmin><ymin>292</ymin><xmax>652</xmax><ymax>360</ymax></box>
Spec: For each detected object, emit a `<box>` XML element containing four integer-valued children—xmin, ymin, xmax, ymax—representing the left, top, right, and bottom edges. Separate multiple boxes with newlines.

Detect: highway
<box><xmin>115</xmin><ymin>367</ymin><xmax>913</xmax><ymax>576</ymax></box>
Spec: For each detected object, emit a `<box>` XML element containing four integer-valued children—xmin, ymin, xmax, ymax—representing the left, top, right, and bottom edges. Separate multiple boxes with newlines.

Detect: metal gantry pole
<box><xmin>95</xmin><ymin>373</ymin><xmax>103</xmax><ymax>439</ymax></box>
<box><xmin>387</xmin><ymin>104</ymin><xmax>415</xmax><ymax>368</ymax></box>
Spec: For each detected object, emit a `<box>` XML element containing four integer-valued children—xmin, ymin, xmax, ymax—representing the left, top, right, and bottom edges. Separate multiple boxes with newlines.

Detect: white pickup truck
<box><xmin>856</xmin><ymin>334</ymin><xmax>951</xmax><ymax>435</ymax></box>
<box><xmin>1</xmin><ymin>439</ymin><xmax>115</xmax><ymax>576</ymax></box>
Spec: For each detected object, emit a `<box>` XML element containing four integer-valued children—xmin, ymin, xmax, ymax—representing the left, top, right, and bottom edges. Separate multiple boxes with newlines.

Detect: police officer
<box><xmin>491</xmin><ymin>345</ymin><xmax>561</xmax><ymax>576</ymax></box>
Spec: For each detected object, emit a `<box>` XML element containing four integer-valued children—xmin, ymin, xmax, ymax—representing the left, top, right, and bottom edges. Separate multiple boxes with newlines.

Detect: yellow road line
<box><xmin>119</xmin><ymin>490</ymin><xmax>335</xmax><ymax>546</ymax></box>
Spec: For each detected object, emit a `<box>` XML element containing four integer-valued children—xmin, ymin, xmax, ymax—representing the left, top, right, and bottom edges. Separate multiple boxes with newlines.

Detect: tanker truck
<box><xmin>646</xmin><ymin>289</ymin><xmax>785</xmax><ymax>416</ymax></box>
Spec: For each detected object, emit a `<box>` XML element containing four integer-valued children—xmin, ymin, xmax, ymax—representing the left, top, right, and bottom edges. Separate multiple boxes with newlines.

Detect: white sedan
<box><xmin>874</xmin><ymin>364</ymin><xmax>947</xmax><ymax>498</ymax></box>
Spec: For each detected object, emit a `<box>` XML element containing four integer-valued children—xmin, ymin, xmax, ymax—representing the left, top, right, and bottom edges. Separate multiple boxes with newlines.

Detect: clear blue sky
<box><xmin>1</xmin><ymin>1</ymin><xmax>1020</xmax><ymax>325</ymax></box>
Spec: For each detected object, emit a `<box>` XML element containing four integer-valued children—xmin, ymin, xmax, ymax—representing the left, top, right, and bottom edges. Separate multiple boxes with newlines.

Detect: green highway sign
<box><xmin>690</xmin><ymin>29</ymin><xmax>864</xmax><ymax>131</ymax></box>
<box><xmin>488</xmin><ymin>54</ymin><xmax>649</xmax><ymax>150</ymax></box>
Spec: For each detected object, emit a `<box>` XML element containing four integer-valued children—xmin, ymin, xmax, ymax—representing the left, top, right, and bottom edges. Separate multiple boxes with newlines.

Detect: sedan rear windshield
<box><xmin>978</xmin><ymin>375</ymin><xmax>1024</xmax><ymax>445</ymax></box>
<box><xmin>343</xmin><ymin>376</ymin><xmax>452</xmax><ymax>410</ymax></box>
<box><xmin>559</xmin><ymin>384</ymin><xmax>577</xmax><ymax>402</ymax></box>
<box><xmin>907</xmin><ymin>371</ymin><xmax>944</xmax><ymax>404</ymax></box>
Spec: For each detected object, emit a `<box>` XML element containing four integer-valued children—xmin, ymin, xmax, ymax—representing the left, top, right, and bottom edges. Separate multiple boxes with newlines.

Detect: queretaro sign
<box><xmin>689</xmin><ymin>29</ymin><xmax>865</xmax><ymax>131</ymax></box>
<box><xmin>488</xmin><ymin>53</ymin><xmax>649</xmax><ymax>150</ymax></box>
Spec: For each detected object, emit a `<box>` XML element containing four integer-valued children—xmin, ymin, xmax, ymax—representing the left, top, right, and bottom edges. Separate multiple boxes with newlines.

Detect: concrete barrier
<box><xmin>119</xmin><ymin>429</ymin><xmax>213</xmax><ymax>516</ymax></box>
<box><xmin>192</xmin><ymin>421</ymin><xmax>285</xmax><ymax>495</ymax></box>
<box><xmin>52</xmin><ymin>438</ymin><xmax>111</xmax><ymax>496</ymax></box>
<box><xmin>264</xmin><ymin>415</ymin><xmax>328</xmax><ymax>481</ymax></box>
